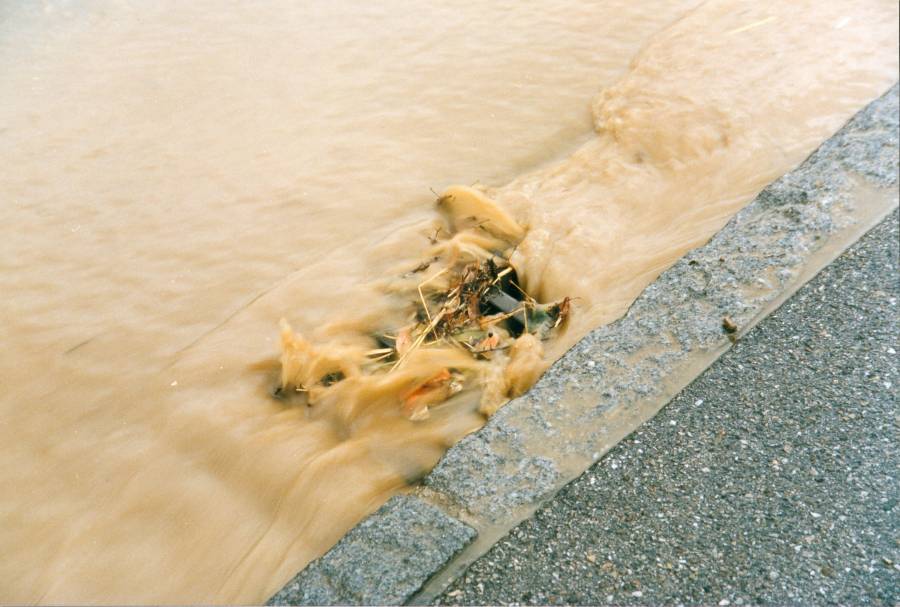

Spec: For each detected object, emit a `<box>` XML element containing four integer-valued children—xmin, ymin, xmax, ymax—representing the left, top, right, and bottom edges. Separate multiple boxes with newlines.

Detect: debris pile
<box><xmin>278</xmin><ymin>186</ymin><xmax>571</xmax><ymax>421</ymax></box>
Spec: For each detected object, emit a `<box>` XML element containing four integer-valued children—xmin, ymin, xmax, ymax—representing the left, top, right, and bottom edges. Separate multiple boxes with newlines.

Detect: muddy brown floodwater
<box><xmin>1</xmin><ymin>0</ymin><xmax>897</xmax><ymax>603</ymax></box>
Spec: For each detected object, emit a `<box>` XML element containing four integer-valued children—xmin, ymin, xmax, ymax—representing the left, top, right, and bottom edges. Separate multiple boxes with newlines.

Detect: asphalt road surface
<box><xmin>437</xmin><ymin>210</ymin><xmax>899</xmax><ymax>606</ymax></box>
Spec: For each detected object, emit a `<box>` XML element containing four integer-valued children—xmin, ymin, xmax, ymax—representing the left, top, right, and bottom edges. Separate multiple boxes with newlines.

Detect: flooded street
<box><xmin>1</xmin><ymin>0</ymin><xmax>897</xmax><ymax>603</ymax></box>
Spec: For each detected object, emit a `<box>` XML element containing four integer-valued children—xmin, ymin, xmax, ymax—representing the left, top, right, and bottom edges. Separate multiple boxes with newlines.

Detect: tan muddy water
<box><xmin>1</xmin><ymin>0</ymin><xmax>897</xmax><ymax>603</ymax></box>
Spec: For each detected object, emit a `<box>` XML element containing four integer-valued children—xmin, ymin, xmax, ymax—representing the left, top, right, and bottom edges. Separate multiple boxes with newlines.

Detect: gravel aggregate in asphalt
<box><xmin>436</xmin><ymin>210</ymin><xmax>899</xmax><ymax>606</ymax></box>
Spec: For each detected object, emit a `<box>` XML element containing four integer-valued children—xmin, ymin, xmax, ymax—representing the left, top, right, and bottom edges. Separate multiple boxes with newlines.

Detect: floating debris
<box><xmin>277</xmin><ymin>187</ymin><xmax>571</xmax><ymax>421</ymax></box>
<box><xmin>722</xmin><ymin>315</ymin><xmax>738</xmax><ymax>334</ymax></box>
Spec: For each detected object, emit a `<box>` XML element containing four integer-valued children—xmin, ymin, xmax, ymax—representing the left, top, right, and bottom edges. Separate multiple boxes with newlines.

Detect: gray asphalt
<box><xmin>435</xmin><ymin>209</ymin><xmax>899</xmax><ymax>606</ymax></box>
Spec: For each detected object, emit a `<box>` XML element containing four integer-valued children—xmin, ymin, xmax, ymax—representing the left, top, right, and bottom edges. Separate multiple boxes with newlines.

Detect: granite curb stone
<box><xmin>267</xmin><ymin>496</ymin><xmax>476</xmax><ymax>605</ymax></box>
<box><xmin>268</xmin><ymin>83</ymin><xmax>898</xmax><ymax>605</ymax></box>
<box><xmin>424</xmin><ymin>83</ymin><xmax>898</xmax><ymax>522</ymax></box>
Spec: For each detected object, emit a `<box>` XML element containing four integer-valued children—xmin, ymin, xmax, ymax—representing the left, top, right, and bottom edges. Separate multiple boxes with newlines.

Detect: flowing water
<box><xmin>1</xmin><ymin>0</ymin><xmax>897</xmax><ymax>603</ymax></box>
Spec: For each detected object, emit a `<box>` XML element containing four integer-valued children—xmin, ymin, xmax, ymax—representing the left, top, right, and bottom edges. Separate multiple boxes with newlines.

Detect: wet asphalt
<box><xmin>436</xmin><ymin>209</ymin><xmax>899</xmax><ymax>606</ymax></box>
